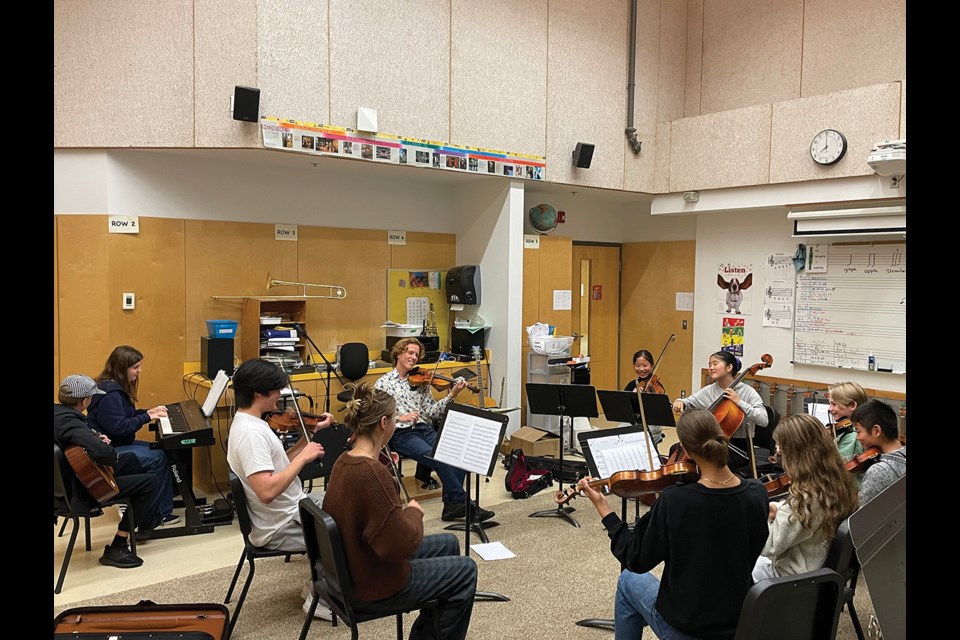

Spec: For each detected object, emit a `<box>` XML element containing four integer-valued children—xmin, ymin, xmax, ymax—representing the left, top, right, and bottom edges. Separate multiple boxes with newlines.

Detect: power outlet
<box><xmin>682</xmin><ymin>320</ymin><xmax>688</xmax><ymax>330</ymax></box>
<box><xmin>122</xmin><ymin>292</ymin><xmax>135</xmax><ymax>310</ymax></box>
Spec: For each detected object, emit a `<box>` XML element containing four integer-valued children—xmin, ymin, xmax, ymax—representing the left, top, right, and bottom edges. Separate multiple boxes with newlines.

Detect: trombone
<box><xmin>210</xmin><ymin>273</ymin><xmax>347</xmax><ymax>300</ymax></box>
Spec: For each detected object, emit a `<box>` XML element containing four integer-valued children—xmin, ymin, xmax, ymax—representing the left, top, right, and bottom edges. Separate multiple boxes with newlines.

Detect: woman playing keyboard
<box><xmin>86</xmin><ymin>345</ymin><xmax>178</xmax><ymax>525</ymax></box>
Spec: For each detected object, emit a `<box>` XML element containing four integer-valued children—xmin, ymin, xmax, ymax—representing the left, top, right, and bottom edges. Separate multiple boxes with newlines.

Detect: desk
<box><xmin>183</xmin><ymin>355</ymin><xmax>494</xmax><ymax>495</ymax></box>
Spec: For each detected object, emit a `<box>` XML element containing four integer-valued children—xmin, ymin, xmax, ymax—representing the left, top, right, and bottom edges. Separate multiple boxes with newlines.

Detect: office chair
<box><xmin>224</xmin><ymin>472</ymin><xmax>301</xmax><ymax>638</ymax></box>
<box><xmin>54</xmin><ymin>443</ymin><xmax>137</xmax><ymax>594</ymax></box>
<box><xmin>734</xmin><ymin>567</ymin><xmax>845</xmax><ymax>640</ymax></box>
<box><xmin>297</xmin><ymin>498</ymin><xmax>437</xmax><ymax>640</ymax></box>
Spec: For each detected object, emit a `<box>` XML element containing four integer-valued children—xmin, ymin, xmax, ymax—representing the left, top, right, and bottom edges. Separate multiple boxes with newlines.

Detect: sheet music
<box><xmin>433</xmin><ymin>408</ymin><xmax>503</xmax><ymax>476</ymax></box>
<box><xmin>588</xmin><ymin>432</ymin><xmax>661</xmax><ymax>478</ymax></box>
<box><xmin>202</xmin><ymin>370</ymin><xmax>230</xmax><ymax>418</ymax></box>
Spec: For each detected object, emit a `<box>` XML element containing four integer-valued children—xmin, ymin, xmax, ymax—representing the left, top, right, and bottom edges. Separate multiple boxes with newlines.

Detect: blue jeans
<box><xmin>615</xmin><ymin>570</ymin><xmax>701</xmax><ymax>640</ymax></box>
<box><xmin>389</xmin><ymin>424</ymin><xmax>467</xmax><ymax>505</ymax></box>
<box><xmin>115</xmin><ymin>441</ymin><xmax>174</xmax><ymax>518</ymax></box>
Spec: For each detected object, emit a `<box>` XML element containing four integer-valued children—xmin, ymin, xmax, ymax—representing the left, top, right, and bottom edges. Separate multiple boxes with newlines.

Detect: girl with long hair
<box><xmin>752</xmin><ymin>413</ymin><xmax>860</xmax><ymax>581</ymax></box>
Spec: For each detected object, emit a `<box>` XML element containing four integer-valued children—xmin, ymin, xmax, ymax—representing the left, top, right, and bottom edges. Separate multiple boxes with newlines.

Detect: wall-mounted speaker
<box><xmin>233</xmin><ymin>85</ymin><xmax>260</xmax><ymax>122</ymax></box>
<box><xmin>573</xmin><ymin>142</ymin><xmax>595</xmax><ymax>168</ymax></box>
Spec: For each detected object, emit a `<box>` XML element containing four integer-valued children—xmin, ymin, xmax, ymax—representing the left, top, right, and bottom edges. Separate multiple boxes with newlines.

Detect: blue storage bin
<box><xmin>206</xmin><ymin>320</ymin><xmax>238</xmax><ymax>339</ymax></box>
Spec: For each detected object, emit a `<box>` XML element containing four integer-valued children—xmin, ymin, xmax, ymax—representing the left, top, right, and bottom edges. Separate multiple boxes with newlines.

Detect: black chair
<box><xmin>338</xmin><ymin>342</ymin><xmax>370</xmax><ymax>387</ymax></box>
<box><xmin>224</xmin><ymin>472</ymin><xmax>301</xmax><ymax>638</ymax></box>
<box><xmin>298</xmin><ymin>498</ymin><xmax>437</xmax><ymax>640</ymax></box>
<box><xmin>734</xmin><ymin>567</ymin><xmax>845</xmax><ymax>640</ymax></box>
<box><xmin>824</xmin><ymin>517</ymin><xmax>866</xmax><ymax>640</ymax></box>
<box><xmin>54</xmin><ymin>443</ymin><xmax>137</xmax><ymax>594</ymax></box>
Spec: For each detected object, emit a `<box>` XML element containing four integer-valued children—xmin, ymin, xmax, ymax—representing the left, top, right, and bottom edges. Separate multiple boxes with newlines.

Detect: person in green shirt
<box><xmin>827</xmin><ymin>381</ymin><xmax>868</xmax><ymax>462</ymax></box>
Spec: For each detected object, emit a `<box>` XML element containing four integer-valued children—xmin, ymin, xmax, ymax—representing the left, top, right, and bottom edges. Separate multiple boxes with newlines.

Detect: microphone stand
<box><xmin>293</xmin><ymin>322</ymin><xmax>345</xmax><ymax>414</ymax></box>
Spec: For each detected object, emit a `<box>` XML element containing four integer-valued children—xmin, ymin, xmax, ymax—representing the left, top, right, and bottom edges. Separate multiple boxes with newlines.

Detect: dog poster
<box><xmin>717</xmin><ymin>263</ymin><xmax>753</xmax><ymax>315</ymax></box>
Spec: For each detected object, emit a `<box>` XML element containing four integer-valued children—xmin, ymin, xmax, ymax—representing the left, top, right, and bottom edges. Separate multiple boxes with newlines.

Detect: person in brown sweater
<box><xmin>322</xmin><ymin>381</ymin><xmax>477</xmax><ymax>640</ymax></box>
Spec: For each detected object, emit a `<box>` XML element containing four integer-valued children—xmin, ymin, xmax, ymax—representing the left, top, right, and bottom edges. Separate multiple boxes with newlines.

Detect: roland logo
<box><xmin>171</xmin><ymin>465</ymin><xmax>182</xmax><ymax>483</ymax></box>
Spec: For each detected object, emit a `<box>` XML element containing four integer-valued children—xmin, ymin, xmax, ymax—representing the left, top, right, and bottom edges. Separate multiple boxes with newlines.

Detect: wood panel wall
<box><xmin>520</xmin><ymin>235</ymin><xmax>573</xmax><ymax>421</ymax></box>
<box><xmin>53</xmin><ymin>215</ymin><xmax>456</xmax><ymax>417</ymax></box>
<box><xmin>620</xmin><ymin>241</ymin><xmax>696</xmax><ymax>403</ymax></box>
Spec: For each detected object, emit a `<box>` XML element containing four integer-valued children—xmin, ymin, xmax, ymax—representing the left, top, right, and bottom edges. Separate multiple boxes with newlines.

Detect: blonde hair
<box><xmin>775</xmin><ymin>414</ymin><xmax>859</xmax><ymax>544</ymax></box>
<box><xmin>342</xmin><ymin>381</ymin><xmax>396</xmax><ymax>437</ymax></box>
<box><xmin>676</xmin><ymin>409</ymin><xmax>729</xmax><ymax>468</ymax></box>
<box><xmin>827</xmin><ymin>382</ymin><xmax>868</xmax><ymax>410</ymax></box>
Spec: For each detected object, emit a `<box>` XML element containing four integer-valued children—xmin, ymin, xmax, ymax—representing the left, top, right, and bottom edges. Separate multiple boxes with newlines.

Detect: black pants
<box><xmin>113</xmin><ymin>452</ymin><xmax>161</xmax><ymax>533</ymax></box>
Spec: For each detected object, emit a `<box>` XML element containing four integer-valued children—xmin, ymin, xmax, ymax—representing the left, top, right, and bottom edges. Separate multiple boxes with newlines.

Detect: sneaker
<box><xmin>99</xmin><ymin>544</ymin><xmax>143</xmax><ymax>568</ymax></box>
<box><xmin>441</xmin><ymin>501</ymin><xmax>468</xmax><ymax>522</ymax></box>
<box><xmin>471</xmin><ymin>502</ymin><xmax>495</xmax><ymax>522</ymax></box>
<box><xmin>302</xmin><ymin>593</ymin><xmax>334</xmax><ymax>621</ymax></box>
<box><xmin>161</xmin><ymin>513</ymin><xmax>181</xmax><ymax>526</ymax></box>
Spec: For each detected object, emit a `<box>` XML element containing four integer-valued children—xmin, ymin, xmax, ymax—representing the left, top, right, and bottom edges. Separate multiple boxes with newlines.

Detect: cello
<box><xmin>705</xmin><ymin>354</ymin><xmax>774</xmax><ymax>478</ymax></box>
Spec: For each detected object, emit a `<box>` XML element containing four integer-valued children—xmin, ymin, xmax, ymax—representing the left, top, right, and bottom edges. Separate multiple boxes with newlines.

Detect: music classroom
<box><xmin>54</xmin><ymin>2</ymin><xmax>907</xmax><ymax>638</ymax></box>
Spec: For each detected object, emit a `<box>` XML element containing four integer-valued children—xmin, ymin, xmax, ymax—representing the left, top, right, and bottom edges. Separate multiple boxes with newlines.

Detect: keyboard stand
<box><xmin>142</xmin><ymin>449</ymin><xmax>222</xmax><ymax>539</ymax></box>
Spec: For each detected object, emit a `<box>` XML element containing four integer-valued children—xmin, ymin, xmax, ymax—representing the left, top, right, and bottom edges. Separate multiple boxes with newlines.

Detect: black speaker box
<box><xmin>233</xmin><ymin>85</ymin><xmax>260</xmax><ymax>122</ymax></box>
<box><xmin>573</xmin><ymin>142</ymin><xmax>595</xmax><ymax>168</ymax></box>
<box><xmin>446</xmin><ymin>265</ymin><xmax>481</xmax><ymax>305</ymax></box>
<box><xmin>201</xmin><ymin>337</ymin><xmax>234</xmax><ymax>378</ymax></box>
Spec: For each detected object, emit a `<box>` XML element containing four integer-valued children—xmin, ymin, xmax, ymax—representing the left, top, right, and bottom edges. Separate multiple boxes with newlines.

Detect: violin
<box><xmin>707</xmin><ymin>354</ymin><xmax>774</xmax><ymax>439</ymax></box>
<box><xmin>759</xmin><ymin>472</ymin><xmax>791</xmax><ymax>498</ymax></box>
<box><xmin>843</xmin><ymin>446</ymin><xmax>881</xmax><ymax>473</ymax></box>
<box><xmin>636</xmin><ymin>374</ymin><xmax>665</xmax><ymax>395</ymax></box>
<box><xmin>407</xmin><ymin>367</ymin><xmax>480</xmax><ymax>394</ymax></box>
<box><xmin>264</xmin><ymin>409</ymin><xmax>333</xmax><ymax>433</ymax></box>
<box><xmin>555</xmin><ymin>458</ymin><xmax>699</xmax><ymax>506</ymax></box>
<box><xmin>378</xmin><ymin>445</ymin><xmax>412</xmax><ymax>502</ymax></box>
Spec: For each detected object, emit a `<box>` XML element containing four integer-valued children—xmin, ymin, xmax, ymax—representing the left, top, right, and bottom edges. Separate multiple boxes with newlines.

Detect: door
<box><xmin>571</xmin><ymin>243</ymin><xmax>621</xmax><ymax>402</ymax></box>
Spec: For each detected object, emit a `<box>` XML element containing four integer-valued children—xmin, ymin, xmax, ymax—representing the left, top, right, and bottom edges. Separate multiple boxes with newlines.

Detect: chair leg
<box><xmin>57</xmin><ymin>516</ymin><xmax>69</xmax><ymax>538</ymax></box>
<box><xmin>127</xmin><ymin>502</ymin><xmax>137</xmax><ymax>556</ymax></box>
<box><xmin>226</xmin><ymin>555</ymin><xmax>256</xmax><ymax>639</ymax></box>
<box><xmin>224</xmin><ymin>550</ymin><xmax>247</xmax><ymax>603</ymax></box>
<box><xmin>84</xmin><ymin>516</ymin><xmax>92</xmax><ymax>551</ymax></box>
<box><xmin>395</xmin><ymin>613</ymin><xmax>404</xmax><ymax>640</ymax></box>
<box><xmin>847</xmin><ymin>601</ymin><xmax>866</xmax><ymax>640</ymax></box>
<box><xmin>55</xmin><ymin>516</ymin><xmax>81</xmax><ymax>594</ymax></box>
<box><xmin>298</xmin><ymin>590</ymin><xmax>318</xmax><ymax>640</ymax></box>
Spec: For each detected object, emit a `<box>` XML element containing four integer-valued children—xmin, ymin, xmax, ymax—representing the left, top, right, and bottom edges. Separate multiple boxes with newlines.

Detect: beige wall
<box><xmin>54</xmin><ymin>1</ymin><xmax>905</xmax><ymax>195</ymax></box>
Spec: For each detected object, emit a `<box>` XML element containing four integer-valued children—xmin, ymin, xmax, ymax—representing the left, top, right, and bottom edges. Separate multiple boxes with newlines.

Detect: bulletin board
<box><xmin>387</xmin><ymin>269</ymin><xmax>449</xmax><ymax>345</ymax></box>
<box><xmin>793</xmin><ymin>244</ymin><xmax>906</xmax><ymax>372</ymax></box>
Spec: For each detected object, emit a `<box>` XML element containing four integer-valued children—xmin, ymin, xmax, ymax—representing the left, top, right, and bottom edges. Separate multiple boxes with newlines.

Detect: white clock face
<box><xmin>810</xmin><ymin>129</ymin><xmax>847</xmax><ymax>165</ymax></box>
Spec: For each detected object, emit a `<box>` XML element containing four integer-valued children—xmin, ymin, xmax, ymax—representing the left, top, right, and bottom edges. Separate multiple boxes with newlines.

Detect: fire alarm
<box><xmin>558</xmin><ymin>211</ymin><xmax>566</xmax><ymax>223</ymax></box>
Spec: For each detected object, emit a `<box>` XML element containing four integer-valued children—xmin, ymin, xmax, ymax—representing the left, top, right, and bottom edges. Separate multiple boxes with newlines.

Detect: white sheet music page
<box><xmin>433</xmin><ymin>409</ymin><xmax>502</xmax><ymax>476</ymax></box>
<box><xmin>202</xmin><ymin>370</ymin><xmax>230</xmax><ymax>418</ymax></box>
<box><xmin>589</xmin><ymin>432</ymin><xmax>661</xmax><ymax>478</ymax></box>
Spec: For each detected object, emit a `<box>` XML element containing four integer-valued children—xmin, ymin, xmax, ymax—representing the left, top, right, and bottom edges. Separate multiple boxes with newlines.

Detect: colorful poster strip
<box><xmin>260</xmin><ymin>117</ymin><xmax>546</xmax><ymax>180</ymax></box>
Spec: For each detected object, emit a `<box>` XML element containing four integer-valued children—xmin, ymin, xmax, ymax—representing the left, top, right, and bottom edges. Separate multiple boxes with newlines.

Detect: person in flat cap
<box><xmin>54</xmin><ymin>374</ymin><xmax>162</xmax><ymax>568</ymax></box>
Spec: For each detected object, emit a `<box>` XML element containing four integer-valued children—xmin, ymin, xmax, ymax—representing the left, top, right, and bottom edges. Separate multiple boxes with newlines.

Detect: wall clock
<box><xmin>810</xmin><ymin>129</ymin><xmax>847</xmax><ymax>166</ymax></box>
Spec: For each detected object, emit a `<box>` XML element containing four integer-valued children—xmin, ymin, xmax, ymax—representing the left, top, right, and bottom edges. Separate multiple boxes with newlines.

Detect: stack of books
<box><xmin>260</xmin><ymin>326</ymin><xmax>303</xmax><ymax>368</ymax></box>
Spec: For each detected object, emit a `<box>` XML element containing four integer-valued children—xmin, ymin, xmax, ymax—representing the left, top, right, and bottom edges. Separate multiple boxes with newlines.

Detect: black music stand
<box><xmin>525</xmin><ymin>382</ymin><xmax>598</xmax><ymax>528</ymax></box>
<box><xmin>431</xmin><ymin>403</ymin><xmax>511</xmax><ymax>603</ymax></box>
<box><xmin>574</xmin><ymin>424</ymin><xmax>657</xmax><ymax>631</ymax></box>
<box><xmin>596</xmin><ymin>390</ymin><xmax>675</xmax><ymax>450</ymax></box>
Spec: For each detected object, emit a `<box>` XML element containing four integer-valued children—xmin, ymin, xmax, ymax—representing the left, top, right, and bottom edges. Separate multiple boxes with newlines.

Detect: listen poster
<box><xmin>716</xmin><ymin>263</ymin><xmax>754</xmax><ymax>315</ymax></box>
<box><xmin>721</xmin><ymin>317</ymin><xmax>745</xmax><ymax>356</ymax></box>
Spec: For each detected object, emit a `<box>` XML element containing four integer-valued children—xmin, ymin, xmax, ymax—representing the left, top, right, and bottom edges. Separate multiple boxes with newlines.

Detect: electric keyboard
<box><xmin>156</xmin><ymin>399</ymin><xmax>214</xmax><ymax>450</ymax></box>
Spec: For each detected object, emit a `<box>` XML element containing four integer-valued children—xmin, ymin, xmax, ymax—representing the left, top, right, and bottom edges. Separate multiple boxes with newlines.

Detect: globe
<box><xmin>529</xmin><ymin>204</ymin><xmax>558</xmax><ymax>234</ymax></box>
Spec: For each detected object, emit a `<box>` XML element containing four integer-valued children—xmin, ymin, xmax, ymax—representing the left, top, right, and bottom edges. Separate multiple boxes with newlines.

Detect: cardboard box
<box><xmin>508</xmin><ymin>426</ymin><xmax>560</xmax><ymax>458</ymax></box>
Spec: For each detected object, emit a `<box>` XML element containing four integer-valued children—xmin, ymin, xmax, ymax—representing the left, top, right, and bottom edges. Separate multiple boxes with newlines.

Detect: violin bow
<box><xmin>382</xmin><ymin>443</ymin><xmax>412</xmax><ymax>502</ymax></box>
<box><xmin>282</xmin><ymin>369</ymin><xmax>313</xmax><ymax>442</ymax></box>
<box><xmin>644</xmin><ymin>333</ymin><xmax>676</xmax><ymax>391</ymax></box>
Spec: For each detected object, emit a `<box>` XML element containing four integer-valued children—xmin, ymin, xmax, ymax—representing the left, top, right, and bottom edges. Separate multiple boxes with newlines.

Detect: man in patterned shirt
<box><xmin>375</xmin><ymin>338</ymin><xmax>494</xmax><ymax>522</ymax></box>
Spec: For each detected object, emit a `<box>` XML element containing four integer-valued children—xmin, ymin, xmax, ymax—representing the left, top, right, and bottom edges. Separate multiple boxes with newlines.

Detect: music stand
<box><xmin>524</xmin><ymin>383</ymin><xmax>598</xmax><ymax>528</ymax></box>
<box><xmin>574</xmin><ymin>423</ymin><xmax>658</xmax><ymax>631</ymax></box>
<box><xmin>596</xmin><ymin>390</ymin><xmax>675</xmax><ymax>437</ymax></box>
<box><xmin>431</xmin><ymin>403</ymin><xmax>511</xmax><ymax>603</ymax></box>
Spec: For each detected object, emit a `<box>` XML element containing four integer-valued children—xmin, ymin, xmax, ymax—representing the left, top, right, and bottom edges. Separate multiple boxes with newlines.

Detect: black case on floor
<box><xmin>54</xmin><ymin>600</ymin><xmax>230</xmax><ymax>640</ymax></box>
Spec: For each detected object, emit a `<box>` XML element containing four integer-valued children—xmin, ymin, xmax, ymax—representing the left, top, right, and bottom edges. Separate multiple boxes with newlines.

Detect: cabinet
<box><xmin>525</xmin><ymin>352</ymin><xmax>571</xmax><ymax>433</ymax></box>
<box><xmin>240</xmin><ymin>298</ymin><xmax>308</xmax><ymax>366</ymax></box>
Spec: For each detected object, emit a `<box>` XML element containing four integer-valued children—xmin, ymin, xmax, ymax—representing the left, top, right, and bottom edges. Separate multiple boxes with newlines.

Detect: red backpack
<box><xmin>503</xmin><ymin>449</ymin><xmax>554</xmax><ymax>499</ymax></box>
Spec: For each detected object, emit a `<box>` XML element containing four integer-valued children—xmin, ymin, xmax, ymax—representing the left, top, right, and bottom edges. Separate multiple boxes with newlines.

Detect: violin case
<box><xmin>54</xmin><ymin>600</ymin><xmax>230</xmax><ymax>639</ymax></box>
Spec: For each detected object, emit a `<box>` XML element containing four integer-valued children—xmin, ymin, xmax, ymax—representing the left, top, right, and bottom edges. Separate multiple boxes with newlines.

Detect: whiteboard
<box><xmin>793</xmin><ymin>244</ymin><xmax>906</xmax><ymax>372</ymax></box>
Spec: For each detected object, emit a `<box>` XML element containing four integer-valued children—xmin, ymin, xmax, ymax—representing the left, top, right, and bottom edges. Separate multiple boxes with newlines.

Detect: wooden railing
<box><xmin>699</xmin><ymin>368</ymin><xmax>907</xmax><ymax>444</ymax></box>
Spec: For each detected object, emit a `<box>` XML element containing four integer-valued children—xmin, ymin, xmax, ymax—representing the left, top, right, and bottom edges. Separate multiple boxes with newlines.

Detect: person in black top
<box><xmin>577</xmin><ymin>408</ymin><xmax>769</xmax><ymax>639</ymax></box>
<box><xmin>623</xmin><ymin>349</ymin><xmax>667</xmax><ymax>445</ymax></box>
<box><xmin>54</xmin><ymin>374</ymin><xmax>161</xmax><ymax>568</ymax></box>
